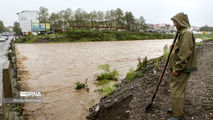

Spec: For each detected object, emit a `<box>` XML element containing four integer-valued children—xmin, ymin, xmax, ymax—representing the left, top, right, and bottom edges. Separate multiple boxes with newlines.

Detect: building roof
<box><xmin>17</xmin><ymin>10</ymin><xmax>38</xmax><ymax>15</ymax></box>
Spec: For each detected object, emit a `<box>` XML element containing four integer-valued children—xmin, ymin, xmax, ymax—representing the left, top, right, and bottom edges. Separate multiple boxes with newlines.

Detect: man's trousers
<box><xmin>170</xmin><ymin>72</ymin><xmax>190</xmax><ymax>117</ymax></box>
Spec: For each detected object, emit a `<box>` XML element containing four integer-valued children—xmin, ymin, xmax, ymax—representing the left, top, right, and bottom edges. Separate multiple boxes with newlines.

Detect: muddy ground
<box><xmin>87</xmin><ymin>40</ymin><xmax>213</xmax><ymax>120</ymax></box>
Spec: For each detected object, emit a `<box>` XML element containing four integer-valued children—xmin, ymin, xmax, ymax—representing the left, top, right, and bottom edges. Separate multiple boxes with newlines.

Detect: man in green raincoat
<box><xmin>168</xmin><ymin>13</ymin><xmax>197</xmax><ymax>120</ymax></box>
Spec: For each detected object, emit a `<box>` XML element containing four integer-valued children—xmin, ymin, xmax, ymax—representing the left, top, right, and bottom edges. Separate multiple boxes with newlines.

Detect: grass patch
<box><xmin>154</xmin><ymin>62</ymin><xmax>160</xmax><ymax>69</ymax></box>
<box><xmin>15</xmin><ymin>30</ymin><xmax>174</xmax><ymax>43</ymax></box>
<box><xmin>96</xmin><ymin>64</ymin><xmax>119</xmax><ymax>81</ymax></box>
<box><xmin>95</xmin><ymin>64</ymin><xmax>119</xmax><ymax>96</ymax></box>
<box><xmin>126</xmin><ymin>68</ymin><xmax>137</xmax><ymax>82</ymax></box>
<box><xmin>136</xmin><ymin>56</ymin><xmax>148</xmax><ymax>71</ymax></box>
<box><xmin>75</xmin><ymin>80</ymin><xmax>89</xmax><ymax>92</ymax></box>
<box><xmin>75</xmin><ymin>81</ymin><xmax>86</xmax><ymax>89</ymax></box>
<box><xmin>163</xmin><ymin>44</ymin><xmax>169</xmax><ymax>60</ymax></box>
<box><xmin>4</xmin><ymin>104</ymin><xmax>22</xmax><ymax>120</ymax></box>
<box><xmin>195</xmin><ymin>34</ymin><xmax>213</xmax><ymax>40</ymax></box>
<box><xmin>95</xmin><ymin>79</ymin><xmax>110</xmax><ymax>86</ymax></box>
<box><xmin>100</xmin><ymin>84</ymin><xmax>115</xmax><ymax>96</ymax></box>
<box><xmin>196</xmin><ymin>42</ymin><xmax>202</xmax><ymax>46</ymax></box>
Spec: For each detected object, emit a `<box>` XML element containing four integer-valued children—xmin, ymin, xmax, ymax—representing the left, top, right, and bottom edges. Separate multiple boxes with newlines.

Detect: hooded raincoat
<box><xmin>169</xmin><ymin>13</ymin><xmax>197</xmax><ymax>117</ymax></box>
<box><xmin>169</xmin><ymin>13</ymin><xmax>197</xmax><ymax>73</ymax></box>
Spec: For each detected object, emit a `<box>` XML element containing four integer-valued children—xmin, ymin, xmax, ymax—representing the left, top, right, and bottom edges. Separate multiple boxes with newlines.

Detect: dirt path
<box><xmin>87</xmin><ymin>40</ymin><xmax>213</xmax><ymax>120</ymax></box>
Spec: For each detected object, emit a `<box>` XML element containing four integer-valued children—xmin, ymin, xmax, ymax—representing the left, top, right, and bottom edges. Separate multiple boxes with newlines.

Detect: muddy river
<box><xmin>15</xmin><ymin>39</ymin><xmax>200</xmax><ymax>120</ymax></box>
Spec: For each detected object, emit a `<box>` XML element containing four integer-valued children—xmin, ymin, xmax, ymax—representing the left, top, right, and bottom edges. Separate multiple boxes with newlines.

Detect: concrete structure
<box><xmin>17</xmin><ymin>10</ymin><xmax>39</xmax><ymax>35</ymax></box>
<box><xmin>6</xmin><ymin>26</ymin><xmax>13</xmax><ymax>32</ymax></box>
<box><xmin>191</xmin><ymin>26</ymin><xmax>200</xmax><ymax>32</ymax></box>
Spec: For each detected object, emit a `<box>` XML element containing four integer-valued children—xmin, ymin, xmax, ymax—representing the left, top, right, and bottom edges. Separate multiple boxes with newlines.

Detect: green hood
<box><xmin>171</xmin><ymin>13</ymin><xmax>190</xmax><ymax>31</ymax></box>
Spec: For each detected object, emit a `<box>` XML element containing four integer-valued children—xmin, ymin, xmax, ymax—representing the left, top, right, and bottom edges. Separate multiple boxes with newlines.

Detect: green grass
<box><xmin>95</xmin><ymin>64</ymin><xmax>119</xmax><ymax>96</ymax></box>
<box><xmin>96</xmin><ymin>64</ymin><xmax>119</xmax><ymax>81</ymax></box>
<box><xmin>75</xmin><ymin>81</ymin><xmax>86</xmax><ymax>90</ymax></box>
<box><xmin>154</xmin><ymin>62</ymin><xmax>160</xmax><ymax>69</ymax></box>
<box><xmin>100</xmin><ymin>84</ymin><xmax>115</xmax><ymax>96</ymax></box>
<box><xmin>195</xmin><ymin>34</ymin><xmax>213</xmax><ymax>40</ymax></box>
<box><xmin>75</xmin><ymin>80</ymin><xmax>89</xmax><ymax>92</ymax></box>
<box><xmin>15</xmin><ymin>30</ymin><xmax>174</xmax><ymax>43</ymax></box>
<box><xmin>126</xmin><ymin>68</ymin><xmax>137</xmax><ymax>82</ymax></box>
<box><xmin>136</xmin><ymin>56</ymin><xmax>148</xmax><ymax>71</ymax></box>
<box><xmin>196</xmin><ymin>42</ymin><xmax>202</xmax><ymax>46</ymax></box>
<box><xmin>163</xmin><ymin>44</ymin><xmax>169</xmax><ymax>60</ymax></box>
<box><xmin>95</xmin><ymin>79</ymin><xmax>110</xmax><ymax>86</ymax></box>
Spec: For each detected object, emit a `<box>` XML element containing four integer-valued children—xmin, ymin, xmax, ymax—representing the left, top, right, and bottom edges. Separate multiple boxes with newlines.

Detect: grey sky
<box><xmin>0</xmin><ymin>0</ymin><xmax>212</xmax><ymax>27</ymax></box>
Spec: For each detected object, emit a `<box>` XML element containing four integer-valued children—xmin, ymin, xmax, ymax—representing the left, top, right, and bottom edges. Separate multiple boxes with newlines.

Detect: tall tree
<box><xmin>0</xmin><ymin>20</ymin><xmax>6</xmax><ymax>33</ymax></box>
<box><xmin>64</xmin><ymin>8</ymin><xmax>73</xmax><ymax>30</ymax></box>
<box><xmin>49</xmin><ymin>12</ymin><xmax>60</xmax><ymax>30</ymax></box>
<box><xmin>41</xmin><ymin>7</ymin><xmax>147</xmax><ymax>31</ymax></box>
<box><xmin>38</xmin><ymin>7</ymin><xmax>49</xmax><ymax>23</ymax></box>
<box><xmin>13</xmin><ymin>22</ymin><xmax>21</xmax><ymax>35</ymax></box>
<box><xmin>199</xmin><ymin>25</ymin><xmax>213</xmax><ymax>31</ymax></box>
<box><xmin>96</xmin><ymin>11</ymin><xmax>104</xmax><ymax>29</ymax></box>
<box><xmin>114</xmin><ymin>8</ymin><xmax>124</xmax><ymax>27</ymax></box>
<box><xmin>89</xmin><ymin>11</ymin><xmax>97</xmax><ymax>28</ymax></box>
<box><xmin>136</xmin><ymin>16</ymin><xmax>148</xmax><ymax>31</ymax></box>
<box><xmin>74</xmin><ymin>8</ymin><xmax>86</xmax><ymax>28</ymax></box>
<box><xmin>124</xmin><ymin>12</ymin><xmax>136</xmax><ymax>30</ymax></box>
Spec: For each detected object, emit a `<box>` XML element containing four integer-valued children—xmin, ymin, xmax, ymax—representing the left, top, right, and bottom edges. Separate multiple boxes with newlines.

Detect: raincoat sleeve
<box><xmin>173</xmin><ymin>32</ymin><xmax>193</xmax><ymax>72</ymax></box>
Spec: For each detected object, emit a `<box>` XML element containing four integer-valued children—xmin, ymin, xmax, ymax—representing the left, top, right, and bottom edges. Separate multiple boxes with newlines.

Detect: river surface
<box><xmin>15</xmin><ymin>39</ymin><xmax>201</xmax><ymax>120</ymax></box>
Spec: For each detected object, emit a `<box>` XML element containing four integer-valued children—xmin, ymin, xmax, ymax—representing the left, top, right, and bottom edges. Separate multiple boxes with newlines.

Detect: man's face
<box><xmin>173</xmin><ymin>21</ymin><xmax>178</xmax><ymax>29</ymax></box>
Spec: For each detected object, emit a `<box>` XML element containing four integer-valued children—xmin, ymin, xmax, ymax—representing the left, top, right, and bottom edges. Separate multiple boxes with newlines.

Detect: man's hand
<box><xmin>172</xmin><ymin>70</ymin><xmax>178</xmax><ymax>76</ymax></box>
<box><xmin>169</xmin><ymin>44</ymin><xmax>174</xmax><ymax>50</ymax></box>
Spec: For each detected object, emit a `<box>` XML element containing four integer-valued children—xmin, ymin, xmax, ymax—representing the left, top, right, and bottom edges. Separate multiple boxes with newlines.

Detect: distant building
<box><xmin>191</xmin><ymin>26</ymin><xmax>200</xmax><ymax>32</ymax></box>
<box><xmin>7</xmin><ymin>26</ymin><xmax>13</xmax><ymax>32</ymax></box>
<box><xmin>147</xmin><ymin>24</ymin><xmax>154</xmax><ymax>29</ymax></box>
<box><xmin>17</xmin><ymin>10</ymin><xmax>39</xmax><ymax>35</ymax></box>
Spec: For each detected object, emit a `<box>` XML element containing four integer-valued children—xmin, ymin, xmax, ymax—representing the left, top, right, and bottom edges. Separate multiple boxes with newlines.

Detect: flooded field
<box><xmin>16</xmin><ymin>39</ymin><xmax>175</xmax><ymax>120</ymax></box>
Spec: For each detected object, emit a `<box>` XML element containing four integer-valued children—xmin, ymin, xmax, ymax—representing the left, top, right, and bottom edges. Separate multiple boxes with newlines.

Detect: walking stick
<box><xmin>145</xmin><ymin>32</ymin><xmax>179</xmax><ymax>111</ymax></box>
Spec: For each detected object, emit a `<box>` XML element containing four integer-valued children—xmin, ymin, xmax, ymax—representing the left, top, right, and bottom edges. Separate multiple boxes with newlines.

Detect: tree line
<box><xmin>199</xmin><ymin>25</ymin><xmax>213</xmax><ymax>31</ymax></box>
<box><xmin>38</xmin><ymin>7</ymin><xmax>148</xmax><ymax>31</ymax></box>
<box><xmin>0</xmin><ymin>20</ymin><xmax>8</xmax><ymax>33</ymax></box>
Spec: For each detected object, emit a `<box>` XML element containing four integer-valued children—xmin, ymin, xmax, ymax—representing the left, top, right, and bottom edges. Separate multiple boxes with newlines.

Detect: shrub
<box><xmin>154</xmin><ymin>62</ymin><xmax>160</xmax><ymax>69</ymax></box>
<box><xmin>195</xmin><ymin>34</ymin><xmax>213</xmax><ymax>40</ymax></box>
<box><xmin>137</xmin><ymin>56</ymin><xmax>148</xmax><ymax>71</ymax></box>
<box><xmin>100</xmin><ymin>84</ymin><xmax>115</xmax><ymax>96</ymax></box>
<box><xmin>75</xmin><ymin>81</ymin><xmax>86</xmax><ymax>90</ymax></box>
<box><xmin>96</xmin><ymin>64</ymin><xmax>119</xmax><ymax>81</ymax></box>
<box><xmin>126</xmin><ymin>69</ymin><xmax>137</xmax><ymax>82</ymax></box>
<box><xmin>196</xmin><ymin>42</ymin><xmax>202</xmax><ymax>46</ymax></box>
<box><xmin>75</xmin><ymin>80</ymin><xmax>89</xmax><ymax>92</ymax></box>
<box><xmin>95</xmin><ymin>79</ymin><xmax>110</xmax><ymax>86</ymax></box>
<box><xmin>163</xmin><ymin>44</ymin><xmax>169</xmax><ymax>60</ymax></box>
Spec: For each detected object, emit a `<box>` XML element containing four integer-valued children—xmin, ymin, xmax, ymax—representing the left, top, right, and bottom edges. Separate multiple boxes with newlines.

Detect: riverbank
<box><xmin>15</xmin><ymin>30</ymin><xmax>213</xmax><ymax>44</ymax></box>
<box><xmin>15</xmin><ymin>30</ymin><xmax>174</xmax><ymax>43</ymax></box>
<box><xmin>87</xmin><ymin>39</ymin><xmax>213</xmax><ymax>120</ymax></box>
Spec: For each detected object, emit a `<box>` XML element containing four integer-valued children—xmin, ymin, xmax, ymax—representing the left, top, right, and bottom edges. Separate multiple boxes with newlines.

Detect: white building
<box><xmin>17</xmin><ymin>10</ymin><xmax>39</xmax><ymax>35</ymax></box>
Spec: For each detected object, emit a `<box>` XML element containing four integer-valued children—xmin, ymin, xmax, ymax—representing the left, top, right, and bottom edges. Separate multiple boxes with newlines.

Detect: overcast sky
<box><xmin>0</xmin><ymin>0</ymin><xmax>212</xmax><ymax>27</ymax></box>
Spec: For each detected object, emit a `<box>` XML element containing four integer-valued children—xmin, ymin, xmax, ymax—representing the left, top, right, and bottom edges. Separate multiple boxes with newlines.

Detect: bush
<box><xmin>75</xmin><ymin>81</ymin><xmax>86</xmax><ymax>90</ymax></box>
<box><xmin>137</xmin><ymin>56</ymin><xmax>148</xmax><ymax>71</ymax></box>
<box><xmin>100</xmin><ymin>84</ymin><xmax>115</xmax><ymax>96</ymax></box>
<box><xmin>195</xmin><ymin>34</ymin><xmax>213</xmax><ymax>40</ymax></box>
<box><xmin>75</xmin><ymin>80</ymin><xmax>89</xmax><ymax>92</ymax></box>
<box><xmin>163</xmin><ymin>44</ymin><xmax>169</xmax><ymax>60</ymax></box>
<box><xmin>126</xmin><ymin>69</ymin><xmax>137</xmax><ymax>82</ymax></box>
<box><xmin>154</xmin><ymin>62</ymin><xmax>160</xmax><ymax>69</ymax></box>
<box><xmin>15</xmin><ymin>30</ymin><xmax>174</xmax><ymax>43</ymax></box>
<box><xmin>196</xmin><ymin>42</ymin><xmax>202</xmax><ymax>46</ymax></box>
<box><xmin>95</xmin><ymin>79</ymin><xmax>110</xmax><ymax>86</ymax></box>
<box><xmin>96</xmin><ymin>64</ymin><xmax>119</xmax><ymax>81</ymax></box>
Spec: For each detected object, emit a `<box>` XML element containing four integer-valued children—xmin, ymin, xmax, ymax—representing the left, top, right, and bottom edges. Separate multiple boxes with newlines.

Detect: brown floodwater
<box><xmin>16</xmin><ymin>40</ymin><xmax>175</xmax><ymax>120</ymax></box>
